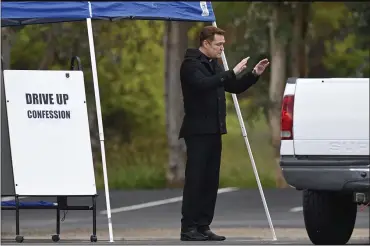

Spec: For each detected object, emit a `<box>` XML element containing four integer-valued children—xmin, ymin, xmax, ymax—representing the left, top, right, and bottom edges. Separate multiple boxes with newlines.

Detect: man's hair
<box><xmin>199</xmin><ymin>26</ymin><xmax>225</xmax><ymax>46</ymax></box>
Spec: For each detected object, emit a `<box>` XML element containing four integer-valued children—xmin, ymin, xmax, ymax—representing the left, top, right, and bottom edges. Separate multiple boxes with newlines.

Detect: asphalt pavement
<box><xmin>1</xmin><ymin>188</ymin><xmax>369</xmax><ymax>245</ymax></box>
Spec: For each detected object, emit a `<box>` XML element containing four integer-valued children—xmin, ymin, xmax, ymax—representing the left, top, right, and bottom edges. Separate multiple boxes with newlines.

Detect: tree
<box><xmin>164</xmin><ymin>21</ymin><xmax>193</xmax><ymax>187</ymax></box>
<box><xmin>1</xmin><ymin>27</ymin><xmax>16</xmax><ymax>70</ymax></box>
<box><xmin>268</xmin><ymin>3</ymin><xmax>289</xmax><ymax>188</ymax></box>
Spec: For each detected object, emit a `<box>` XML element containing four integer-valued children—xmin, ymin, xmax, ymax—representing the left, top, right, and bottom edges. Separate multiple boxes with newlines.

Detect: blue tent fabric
<box><xmin>1</xmin><ymin>1</ymin><xmax>215</xmax><ymax>27</ymax></box>
<box><xmin>1</xmin><ymin>1</ymin><xmax>91</xmax><ymax>26</ymax></box>
<box><xmin>90</xmin><ymin>2</ymin><xmax>215</xmax><ymax>22</ymax></box>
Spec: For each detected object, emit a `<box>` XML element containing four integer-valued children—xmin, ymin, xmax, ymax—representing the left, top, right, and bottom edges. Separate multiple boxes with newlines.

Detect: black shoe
<box><xmin>199</xmin><ymin>230</ymin><xmax>226</xmax><ymax>241</ymax></box>
<box><xmin>180</xmin><ymin>228</ymin><xmax>208</xmax><ymax>241</ymax></box>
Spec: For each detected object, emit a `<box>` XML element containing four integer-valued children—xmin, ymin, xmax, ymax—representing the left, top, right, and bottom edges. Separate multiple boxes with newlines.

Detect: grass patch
<box><xmin>220</xmin><ymin>113</ymin><xmax>276</xmax><ymax>188</ymax></box>
<box><xmin>94</xmin><ymin>135</ymin><xmax>168</xmax><ymax>189</ymax></box>
<box><xmin>95</xmin><ymin>112</ymin><xmax>276</xmax><ymax>189</ymax></box>
<box><xmin>95</xmin><ymin>164</ymin><xmax>167</xmax><ymax>189</ymax></box>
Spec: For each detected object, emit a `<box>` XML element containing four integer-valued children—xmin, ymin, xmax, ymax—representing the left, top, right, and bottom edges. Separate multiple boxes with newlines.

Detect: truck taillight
<box><xmin>281</xmin><ymin>95</ymin><xmax>294</xmax><ymax>140</ymax></box>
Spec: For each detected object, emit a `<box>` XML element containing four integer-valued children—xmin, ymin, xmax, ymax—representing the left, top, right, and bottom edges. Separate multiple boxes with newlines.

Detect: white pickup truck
<box><xmin>279</xmin><ymin>77</ymin><xmax>369</xmax><ymax>245</ymax></box>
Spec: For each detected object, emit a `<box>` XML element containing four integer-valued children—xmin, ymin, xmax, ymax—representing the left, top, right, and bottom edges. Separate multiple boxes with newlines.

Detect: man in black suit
<box><xmin>179</xmin><ymin>26</ymin><xmax>269</xmax><ymax>241</ymax></box>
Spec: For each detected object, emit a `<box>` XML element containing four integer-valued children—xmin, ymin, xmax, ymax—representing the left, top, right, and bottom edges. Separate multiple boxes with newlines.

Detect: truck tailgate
<box><xmin>293</xmin><ymin>78</ymin><xmax>369</xmax><ymax>155</ymax></box>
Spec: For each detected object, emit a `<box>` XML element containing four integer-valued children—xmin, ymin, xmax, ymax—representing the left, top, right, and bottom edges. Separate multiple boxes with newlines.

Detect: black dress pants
<box><xmin>181</xmin><ymin>134</ymin><xmax>222</xmax><ymax>232</ymax></box>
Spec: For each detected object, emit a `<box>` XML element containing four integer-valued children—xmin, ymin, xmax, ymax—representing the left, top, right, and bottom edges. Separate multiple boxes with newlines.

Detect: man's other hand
<box><xmin>253</xmin><ymin>58</ymin><xmax>269</xmax><ymax>75</ymax></box>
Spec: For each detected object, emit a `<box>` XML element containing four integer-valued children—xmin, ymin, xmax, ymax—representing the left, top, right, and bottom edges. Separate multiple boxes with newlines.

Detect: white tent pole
<box><xmin>212</xmin><ymin>21</ymin><xmax>277</xmax><ymax>241</ymax></box>
<box><xmin>86</xmin><ymin>17</ymin><xmax>114</xmax><ymax>243</ymax></box>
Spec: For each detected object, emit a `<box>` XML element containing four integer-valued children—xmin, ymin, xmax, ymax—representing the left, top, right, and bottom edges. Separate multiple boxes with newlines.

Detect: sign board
<box><xmin>3</xmin><ymin>70</ymin><xmax>96</xmax><ymax>196</ymax></box>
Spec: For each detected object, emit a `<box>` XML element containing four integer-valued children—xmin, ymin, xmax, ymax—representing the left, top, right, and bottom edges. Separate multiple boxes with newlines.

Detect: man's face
<box><xmin>204</xmin><ymin>34</ymin><xmax>225</xmax><ymax>59</ymax></box>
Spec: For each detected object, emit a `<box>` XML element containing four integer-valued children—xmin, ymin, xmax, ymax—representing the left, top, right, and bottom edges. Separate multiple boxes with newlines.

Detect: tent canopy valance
<box><xmin>1</xmin><ymin>1</ymin><xmax>216</xmax><ymax>27</ymax></box>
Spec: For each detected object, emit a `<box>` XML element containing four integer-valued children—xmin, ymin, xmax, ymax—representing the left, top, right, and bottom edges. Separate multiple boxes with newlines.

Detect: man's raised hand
<box><xmin>232</xmin><ymin>57</ymin><xmax>250</xmax><ymax>75</ymax></box>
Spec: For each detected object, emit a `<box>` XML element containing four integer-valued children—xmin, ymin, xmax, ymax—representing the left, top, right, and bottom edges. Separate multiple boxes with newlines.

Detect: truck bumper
<box><xmin>280</xmin><ymin>156</ymin><xmax>370</xmax><ymax>191</ymax></box>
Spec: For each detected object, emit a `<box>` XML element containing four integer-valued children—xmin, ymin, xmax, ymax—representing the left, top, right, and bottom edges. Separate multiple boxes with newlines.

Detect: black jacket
<box><xmin>178</xmin><ymin>48</ymin><xmax>259</xmax><ymax>138</ymax></box>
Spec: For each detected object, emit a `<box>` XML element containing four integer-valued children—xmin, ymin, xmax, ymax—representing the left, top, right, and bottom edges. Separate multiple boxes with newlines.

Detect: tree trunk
<box><xmin>291</xmin><ymin>3</ymin><xmax>310</xmax><ymax>78</ymax></box>
<box><xmin>290</xmin><ymin>3</ymin><xmax>302</xmax><ymax>78</ymax></box>
<box><xmin>38</xmin><ymin>27</ymin><xmax>55</xmax><ymax>70</ymax></box>
<box><xmin>1</xmin><ymin>27</ymin><xmax>15</xmax><ymax>70</ymax></box>
<box><xmin>268</xmin><ymin>5</ymin><xmax>289</xmax><ymax>188</ymax></box>
<box><xmin>164</xmin><ymin>21</ymin><xmax>191</xmax><ymax>187</ymax></box>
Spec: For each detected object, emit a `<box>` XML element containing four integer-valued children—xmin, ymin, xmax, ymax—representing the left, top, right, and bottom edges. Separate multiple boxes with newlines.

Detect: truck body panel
<box><xmin>293</xmin><ymin>78</ymin><xmax>369</xmax><ymax>156</ymax></box>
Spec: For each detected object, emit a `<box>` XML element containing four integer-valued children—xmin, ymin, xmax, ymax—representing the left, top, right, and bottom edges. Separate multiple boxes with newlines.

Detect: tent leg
<box><xmin>86</xmin><ymin>18</ymin><xmax>114</xmax><ymax>243</ymax></box>
<box><xmin>212</xmin><ymin>21</ymin><xmax>277</xmax><ymax>241</ymax></box>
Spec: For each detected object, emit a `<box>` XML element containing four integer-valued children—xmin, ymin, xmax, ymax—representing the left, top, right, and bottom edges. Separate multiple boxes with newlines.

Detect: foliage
<box><xmin>310</xmin><ymin>2</ymin><xmax>370</xmax><ymax>77</ymax></box>
<box><xmin>10</xmin><ymin>20</ymin><xmax>166</xmax><ymax>142</ymax></box>
<box><xmin>323</xmin><ymin>34</ymin><xmax>369</xmax><ymax>77</ymax></box>
<box><xmin>92</xmin><ymin>20</ymin><xmax>165</xmax><ymax>140</ymax></box>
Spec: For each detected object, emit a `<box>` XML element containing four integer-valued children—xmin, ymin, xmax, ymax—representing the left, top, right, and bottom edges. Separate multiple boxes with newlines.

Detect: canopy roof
<box><xmin>1</xmin><ymin>1</ymin><xmax>216</xmax><ymax>27</ymax></box>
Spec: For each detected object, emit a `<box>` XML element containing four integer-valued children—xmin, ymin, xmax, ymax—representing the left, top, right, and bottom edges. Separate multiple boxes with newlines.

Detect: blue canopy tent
<box><xmin>1</xmin><ymin>1</ymin><xmax>216</xmax><ymax>25</ymax></box>
<box><xmin>1</xmin><ymin>1</ymin><xmax>275</xmax><ymax>243</ymax></box>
